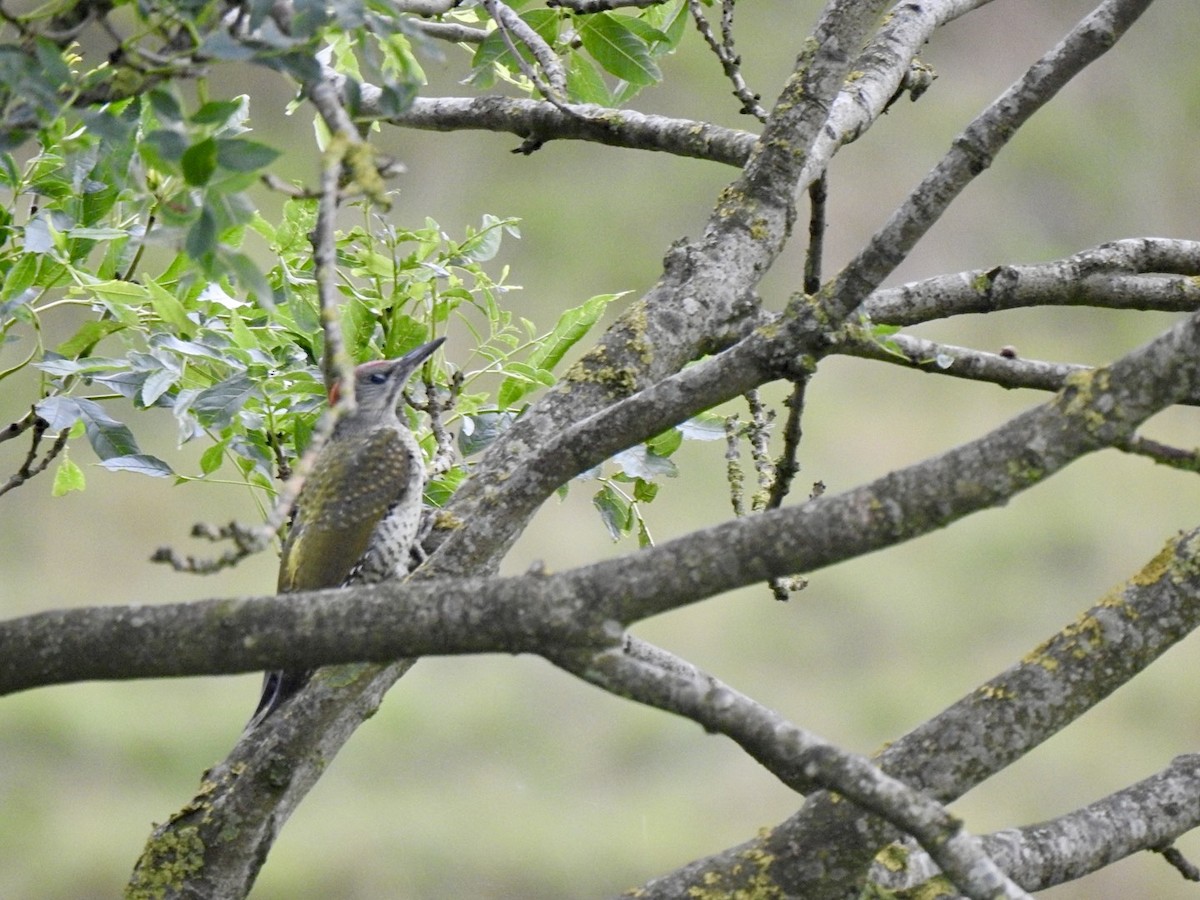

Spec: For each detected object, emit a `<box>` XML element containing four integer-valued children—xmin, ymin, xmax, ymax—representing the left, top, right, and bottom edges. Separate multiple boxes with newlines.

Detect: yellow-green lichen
<box><xmin>433</xmin><ymin>509</ymin><xmax>464</xmax><ymax>531</ymax></box>
<box><xmin>1057</xmin><ymin>368</ymin><xmax>1113</xmax><ymax>434</ymax></box>
<box><xmin>564</xmin><ymin>343</ymin><xmax>640</xmax><ymax>398</ymax></box>
<box><xmin>125</xmin><ymin>825</ymin><xmax>206</xmax><ymax>899</ymax></box>
<box><xmin>682</xmin><ymin>837</ymin><xmax>780</xmax><ymax>900</ymax></box>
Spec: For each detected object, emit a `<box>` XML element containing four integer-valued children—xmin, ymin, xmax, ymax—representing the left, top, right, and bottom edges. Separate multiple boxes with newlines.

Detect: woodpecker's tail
<box><xmin>245</xmin><ymin>669</ymin><xmax>312</xmax><ymax>730</ymax></box>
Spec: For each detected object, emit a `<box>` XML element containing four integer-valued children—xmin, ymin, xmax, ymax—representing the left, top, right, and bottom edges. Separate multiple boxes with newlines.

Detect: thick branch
<box><xmin>639</xmin><ymin>523</ymin><xmax>1200</xmax><ymax>897</ymax></box>
<box><xmin>9</xmin><ymin>307</ymin><xmax>1200</xmax><ymax>693</ymax></box>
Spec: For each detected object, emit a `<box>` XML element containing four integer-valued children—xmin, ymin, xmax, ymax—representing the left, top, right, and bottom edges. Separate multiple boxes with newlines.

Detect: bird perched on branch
<box><xmin>248</xmin><ymin>337</ymin><xmax>446</xmax><ymax>728</ymax></box>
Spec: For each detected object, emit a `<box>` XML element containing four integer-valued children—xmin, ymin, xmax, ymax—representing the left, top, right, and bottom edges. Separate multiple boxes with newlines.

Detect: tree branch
<box><xmin>818</xmin><ymin>0</ymin><xmax>1156</xmax><ymax>324</ymax></box>
<box><xmin>10</xmin><ymin>307</ymin><xmax>1200</xmax><ymax>693</ymax></box>
<box><xmin>863</xmin><ymin>239</ymin><xmax>1200</xmax><ymax>326</ymax></box>
<box><xmin>373</xmin><ymin>94</ymin><xmax>759</xmax><ymax>165</ymax></box>
<box><xmin>879</xmin><ymin>755</ymin><xmax>1200</xmax><ymax>893</ymax></box>
<box><xmin>564</xmin><ymin>638</ymin><xmax>1032</xmax><ymax>900</ymax></box>
<box><xmin>637</xmin><ymin>524</ymin><xmax>1200</xmax><ymax>897</ymax></box>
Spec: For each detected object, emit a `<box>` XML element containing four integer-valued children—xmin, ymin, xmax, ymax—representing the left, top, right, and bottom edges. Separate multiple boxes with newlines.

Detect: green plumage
<box><xmin>247</xmin><ymin>338</ymin><xmax>445</xmax><ymax>729</ymax></box>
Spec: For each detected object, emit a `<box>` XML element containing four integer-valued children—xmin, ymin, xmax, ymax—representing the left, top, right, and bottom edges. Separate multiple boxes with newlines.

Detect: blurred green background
<box><xmin>3</xmin><ymin>1</ymin><xmax>1200</xmax><ymax>897</ymax></box>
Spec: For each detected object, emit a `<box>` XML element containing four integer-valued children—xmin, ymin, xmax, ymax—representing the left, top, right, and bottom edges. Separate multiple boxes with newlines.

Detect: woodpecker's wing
<box><xmin>278</xmin><ymin>427</ymin><xmax>420</xmax><ymax>592</ymax></box>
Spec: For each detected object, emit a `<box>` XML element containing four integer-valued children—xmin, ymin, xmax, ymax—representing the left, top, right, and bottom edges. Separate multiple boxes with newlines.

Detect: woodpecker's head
<box><xmin>332</xmin><ymin>337</ymin><xmax>446</xmax><ymax>421</ymax></box>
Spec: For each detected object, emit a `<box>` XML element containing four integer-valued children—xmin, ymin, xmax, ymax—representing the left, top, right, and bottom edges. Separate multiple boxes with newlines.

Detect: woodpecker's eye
<box><xmin>366</xmin><ymin>371</ymin><xmax>389</xmax><ymax>385</ymax></box>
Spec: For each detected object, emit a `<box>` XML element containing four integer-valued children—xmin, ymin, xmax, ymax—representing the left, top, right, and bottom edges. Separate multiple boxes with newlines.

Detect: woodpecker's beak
<box><xmin>393</xmin><ymin>336</ymin><xmax>446</xmax><ymax>376</ymax></box>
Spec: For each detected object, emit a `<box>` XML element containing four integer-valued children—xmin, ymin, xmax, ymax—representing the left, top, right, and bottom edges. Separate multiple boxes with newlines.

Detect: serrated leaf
<box><xmin>383</xmin><ymin>314</ymin><xmax>429</xmax><ymax>360</ymax></box>
<box><xmin>140</xmin><ymin>366</ymin><xmax>179</xmax><ymax>407</ymax></box>
<box><xmin>87</xmin><ymin>278</ymin><xmax>150</xmax><ymax>305</ymax></box>
<box><xmin>1</xmin><ymin>254</ymin><xmax>37</xmax><ymax>302</ymax></box>
<box><xmin>99</xmin><ymin>454</ymin><xmax>175</xmax><ymax>477</ymax></box>
<box><xmin>565</xmin><ymin>52</ymin><xmax>612</xmax><ymax>105</ymax></box>
<box><xmin>632</xmin><ymin>477</ymin><xmax>658</xmax><ymax>503</ymax></box>
<box><xmin>579</xmin><ymin>13</ymin><xmax>661</xmax><ymax>86</ymax></box>
<box><xmin>529</xmin><ymin>292</ymin><xmax>620</xmax><ymax>372</ymax></box>
<box><xmin>52</xmin><ymin>454</ymin><xmax>85</xmax><ymax>496</ymax></box>
<box><xmin>593</xmin><ymin>484</ymin><xmax>631</xmax><ymax>541</ymax></box>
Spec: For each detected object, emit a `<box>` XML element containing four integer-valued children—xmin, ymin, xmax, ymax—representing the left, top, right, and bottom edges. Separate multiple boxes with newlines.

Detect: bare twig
<box><xmin>480</xmin><ymin>0</ymin><xmax>568</xmax><ymax>102</ymax></box>
<box><xmin>1155</xmin><ymin>843</ymin><xmax>1200</xmax><ymax>883</ymax></box>
<box><xmin>547</xmin><ymin>0</ymin><xmax>668</xmax><ymax>10</ymax></box>
<box><xmin>408</xmin><ymin>19</ymin><xmax>488</xmax><ymax>43</ymax></box>
<box><xmin>0</xmin><ymin>415</ymin><xmax>68</xmax><ymax>499</ymax></box>
<box><xmin>688</xmin><ymin>0</ymin><xmax>767</xmax><ymax>121</ymax></box>
<box><xmin>804</xmin><ymin>174</ymin><xmax>827</xmax><ymax>296</ymax></box>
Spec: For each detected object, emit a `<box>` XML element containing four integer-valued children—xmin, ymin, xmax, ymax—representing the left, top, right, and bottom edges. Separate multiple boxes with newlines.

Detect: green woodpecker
<box><xmin>248</xmin><ymin>337</ymin><xmax>445</xmax><ymax>727</ymax></box>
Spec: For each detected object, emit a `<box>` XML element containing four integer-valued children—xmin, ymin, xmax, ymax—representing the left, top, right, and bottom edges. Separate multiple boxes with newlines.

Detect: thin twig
<box><xmin>480</xmin><ymin>0</ymin><xmax>567</xmax><ymax>102</ymax></box>
<box><xmin>804</xmin><ymin>174</ymin><xmax>827</xmax><ymax>295</ymax></box>
<box><xmin>0</xmin><ymin>416</ymin><xmax>68</xmax><ymax>499</ymax></box>
<box><xmin>688</xmin><ymin>0</ymin><xmax>766</xmax><ymax>121</ymax></box>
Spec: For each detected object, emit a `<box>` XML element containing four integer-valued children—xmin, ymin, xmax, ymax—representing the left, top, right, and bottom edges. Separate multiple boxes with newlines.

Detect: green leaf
<box><xmin>55</xmin><ymin>320</ymin><xmax>126</xmax><ymax>358</ymax></box>
<box><xmin>458</xmin><ymin>410</ymin><xmax>517</xmax><ymax>456</ymax></box>
<box><xmin>383</xmin><ymin>314</ymin><xmax>430</xmax><ymax>359</ymax></box>
<box><xmin>74</xmin><ymin>398</ymin><xmax>140</xmax><ymax>460</ymax></box>
<box><xmin>35</xmin><ymin>396</ymin><xmax>84</xmax><ymax>431</ymax></box>
<box><xmin>579</xmin><ymin>13</ymin><xmax>661</xmax><ymax>86</ymax></box>
<box><xmin>678</xmin><ymin>414</ymin><xmax>726</xmax><ymax>441</ymax></box>
<box><xmin>192</xmin><ymin>375</ymin><xmax>257</xmax><ymax>429</ymax></box>
<box><xmin>191</xmin><ymin>99</ymin><xmax>244</xmax><ymax>125</ymax></box>
<box><xmin>199</xmin><ymin>440</ymin><xmax>226</xmax><ymax>475</ymax></box>
<box><xmin>473</xmin><ymin>8</ymin><xmax>561</xmax><ymax>75</ymax></box>
<box><xmin>142</xmin><ymin>129</ymin><xmax>188</xmax><ymax>169</ymax></box>
<box><xmin>215</xmin><ymin>138</ymin><xmax>281</xmax><ymax>172</ymax></box>
<box><xmin>529</xmin><ymin>292</ymin><xmax>620</xmax><ymax>372</ymax></box>
<box><xmin>186</xmin><ymin>206</ymin><xmax>218</xmax><ymax>261</ymax></box>
<box><xmin>636</xmin><ymin>514</ymin><xmax>653</xmax><ymax>549</ymax></box>
<box><xmin>182</xmin><ymin>137</ymin><xmax>218</xmax><ymax>186</ymax></box>
<box><xmin>496</xmin><ymin>361</ymin><xmax>556</xmax><ymax>409</ymax></box>
<box><xmin>612</xmin><ymin>445</ymin><xmax>677</xmax><ymax>480</ymax></box>
<box><xmin>1</xmin><ymin>253</ymin><xmax>37</xmax><ymax>302</ymax></box>
<box><xmin>51</xmin><ymin>454</ymin><xmax>85</xmax><ymax>496</ymax></box>
<box><xmin>646</xmin><ymin>427</ymin><xmax>682</xmax><ymax>457</ymax></box>
<box><xmin>98</xmin><ymin>454</ymin><xmax>175</xmax><ymax>477</ymax></box>
<box><xmin>633</xmin><ymin>477</ymin><xmax>658</xmax><ymax>503</ymax></box>
<box><xmin>592</xmin><ymin>484</ymin><xmax>631</xmax><ymax>541</ymax></box>
<box><xmin>566</xmin><ymin>52</ymin><xmax>612</xmax><ymax>105</ymax></box>
<box><xmin>147</xmin><ymin>279</ymin><xmax>194</xmax><ymax>333</ymax></box>
<box><xmin>148</xmin><ymin>88</ymin><xmax>184</xmax><ymax>123</ymax></box>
